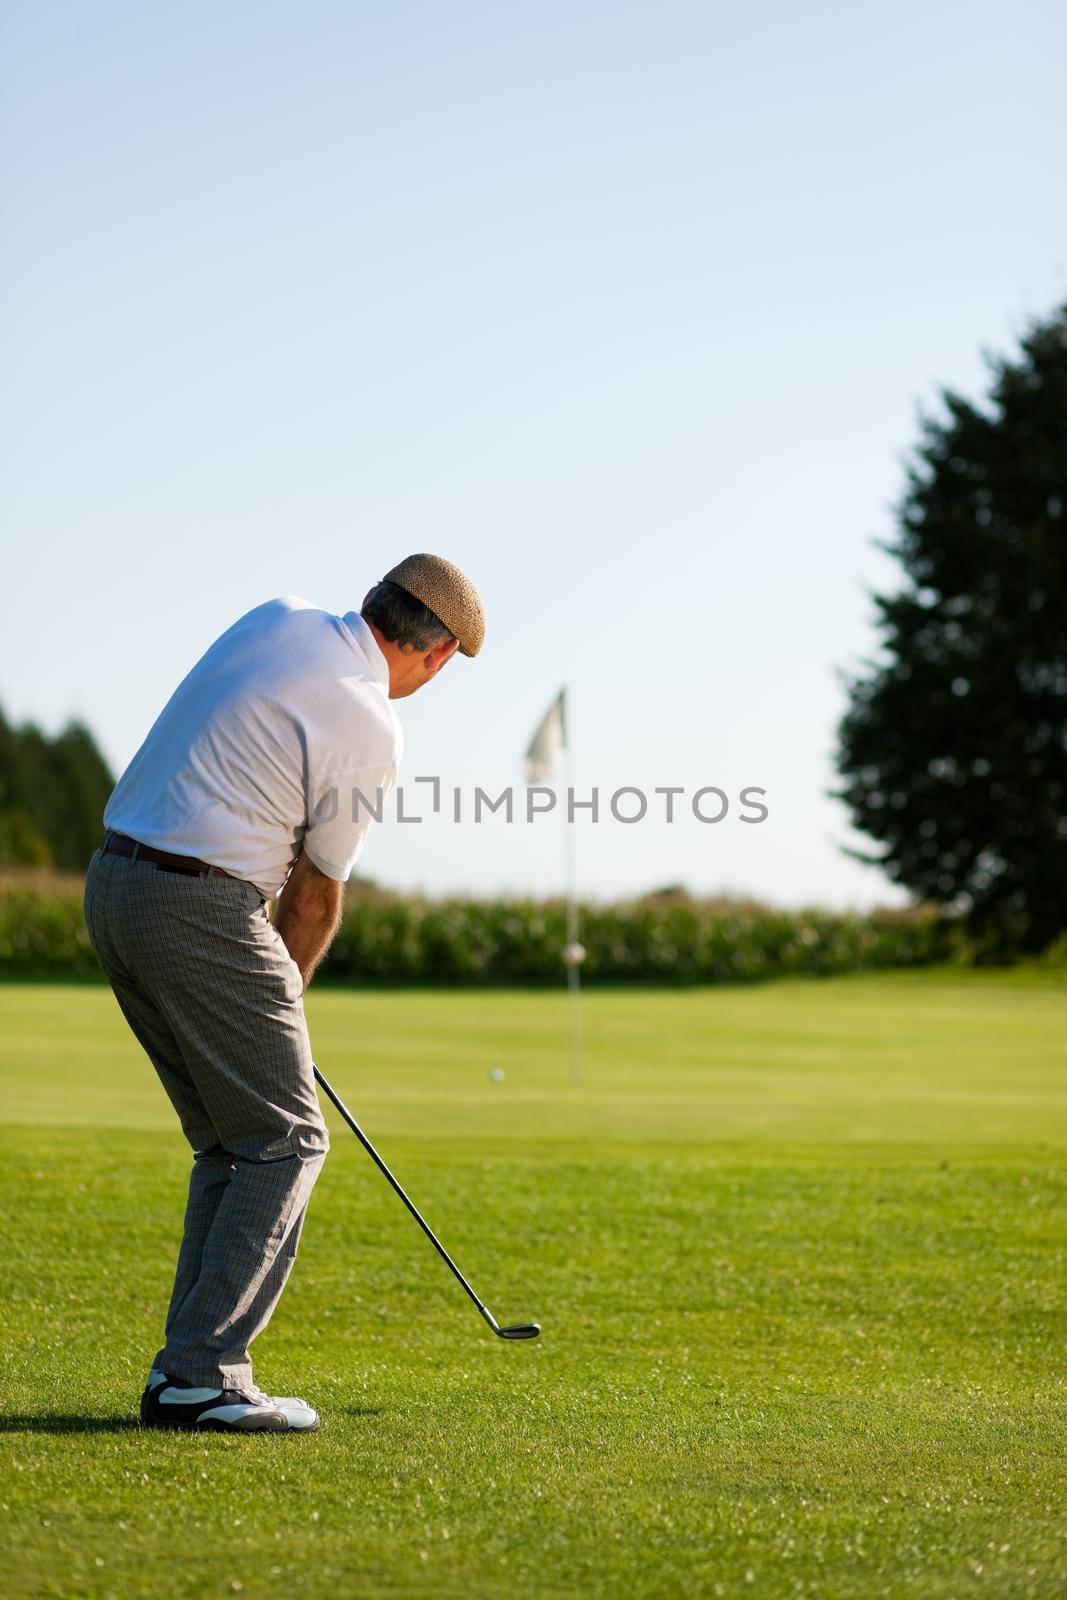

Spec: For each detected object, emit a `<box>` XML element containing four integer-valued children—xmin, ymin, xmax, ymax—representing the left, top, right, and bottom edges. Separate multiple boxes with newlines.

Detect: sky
<box><xmin>3</xmin><ymin>0</ymin><xmax>1065</xmax><ymax>905</ymax></box>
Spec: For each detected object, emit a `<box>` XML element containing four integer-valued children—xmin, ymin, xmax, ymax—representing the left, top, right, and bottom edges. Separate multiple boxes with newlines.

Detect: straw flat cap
<box><xmin>383</xmin><ymin>553</ymin><xmax>485</xmax><ymax>658</ymax></box>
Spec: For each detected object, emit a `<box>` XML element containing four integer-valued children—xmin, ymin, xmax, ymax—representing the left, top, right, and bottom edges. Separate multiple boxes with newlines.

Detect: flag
<box><xmin>522</xmin><ymin>688</ymin><xmax>567</xmax><ymax>783</ymax></box>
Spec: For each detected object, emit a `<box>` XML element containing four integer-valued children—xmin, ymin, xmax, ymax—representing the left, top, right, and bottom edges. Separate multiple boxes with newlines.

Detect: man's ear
<box><xmin>428</xmin><ymin>636</ymin><xmax>460</xmax><ymax>671</ymax></box>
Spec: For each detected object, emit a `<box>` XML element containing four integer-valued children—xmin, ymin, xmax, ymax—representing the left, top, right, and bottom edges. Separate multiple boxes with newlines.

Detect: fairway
<box><xmin>1</xmin><ymin>971</ymin><xmax>1064</xmax><ymax>1599</ymax></box>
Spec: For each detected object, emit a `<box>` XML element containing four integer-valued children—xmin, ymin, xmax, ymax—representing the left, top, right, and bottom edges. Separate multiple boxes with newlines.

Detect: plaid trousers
<box><xmin>84</xmin><ymin>846</ymin><xmax>329</xmax><ymax>1388</ymax></box>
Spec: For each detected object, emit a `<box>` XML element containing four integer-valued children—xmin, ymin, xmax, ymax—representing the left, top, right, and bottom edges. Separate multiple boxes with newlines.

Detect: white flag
<box><xmin>522</xmin><ymin>688</ymin><xmax>567</xmax><ymax>783</ymax></box>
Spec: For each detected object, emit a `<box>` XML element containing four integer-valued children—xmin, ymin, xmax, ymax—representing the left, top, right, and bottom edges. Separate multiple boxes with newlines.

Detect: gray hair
<box><xmin>361</xmin><ymin>580</ymin><xmax>453</xmax><ymax>653</ymax></box>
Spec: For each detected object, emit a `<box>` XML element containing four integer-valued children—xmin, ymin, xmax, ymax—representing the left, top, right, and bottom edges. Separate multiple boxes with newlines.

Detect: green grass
<box><xmin>1</xmin><ymin>970</ymin><xmax>1064</xmax><ymax>1599</ymax></box>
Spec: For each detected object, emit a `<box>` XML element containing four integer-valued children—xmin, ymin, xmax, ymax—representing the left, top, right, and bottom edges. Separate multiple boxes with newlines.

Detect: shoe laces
<box><xmin>246</xmin><ymin>1383</ymin><xmax>308</xmax><ymax>1408</ymax></box>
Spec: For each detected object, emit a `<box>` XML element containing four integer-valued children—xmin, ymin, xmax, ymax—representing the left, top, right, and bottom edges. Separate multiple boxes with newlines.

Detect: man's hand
<box><xmin>273</xmin><ymin>849</ymin><xmax>345</xmax><ymax>992</ymax></box>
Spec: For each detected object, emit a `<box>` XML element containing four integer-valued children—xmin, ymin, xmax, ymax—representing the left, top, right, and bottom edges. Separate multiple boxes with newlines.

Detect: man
<box><xmin>84</xmin><ymin>554</ymin><xmax>484</xmax><ymax>1434</ymax></box>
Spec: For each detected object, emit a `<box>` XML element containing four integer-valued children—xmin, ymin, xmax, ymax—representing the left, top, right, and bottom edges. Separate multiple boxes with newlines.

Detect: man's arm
<box><xmin>273</xmin><ymin>849</ymin><xmax>345</xmax><ymax>993</ymax></box>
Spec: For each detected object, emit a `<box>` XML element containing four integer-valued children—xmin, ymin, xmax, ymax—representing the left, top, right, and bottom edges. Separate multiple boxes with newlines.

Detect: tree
<box><xmin>836</xmin><ymin>304</ymin><xmax>1067</xmax><ymax>956</ymax></box>
<box><xmin>0</xmin><ymin>705</ymin><xmax>115</xmax><ymax>870</ymax></box>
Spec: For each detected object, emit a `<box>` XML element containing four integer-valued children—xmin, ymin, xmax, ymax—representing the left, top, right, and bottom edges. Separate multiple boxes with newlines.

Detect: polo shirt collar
<box><xmin>344</xmin><ymin>611</ymin><xmax>390</xmax><ymax>689</ymax></box>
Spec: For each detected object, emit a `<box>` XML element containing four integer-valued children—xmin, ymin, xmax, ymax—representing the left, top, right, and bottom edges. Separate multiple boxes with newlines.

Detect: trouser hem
<box><xmin>153</xmin><ymin>1348</ymin><xmax>254</xmax><ymax>1390</ymax></box>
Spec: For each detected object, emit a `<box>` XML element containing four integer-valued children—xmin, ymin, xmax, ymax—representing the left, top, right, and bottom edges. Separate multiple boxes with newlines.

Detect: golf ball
<box><xmin>489</xmin><ymin>1067</ymin><xmax>506</xmax><ymax>1083</ymax></box>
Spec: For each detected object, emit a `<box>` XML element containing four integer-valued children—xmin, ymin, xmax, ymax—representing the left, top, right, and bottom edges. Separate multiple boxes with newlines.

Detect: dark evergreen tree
<box><xmin>836</xmin><ymin>305</ymin><xmax>1067</xmax><ymax>955</ymax></box>
<box><xmin>0</xmin><ymin>705</ymin><xmax>115</xmax><ymax>869</ymax></box>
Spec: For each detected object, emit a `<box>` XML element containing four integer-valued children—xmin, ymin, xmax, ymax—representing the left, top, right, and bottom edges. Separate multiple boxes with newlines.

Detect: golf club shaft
<box><xmin>312</xmin><ymin>1064</ymin><xmax>497</xmax><ymax>1332</ymax></box>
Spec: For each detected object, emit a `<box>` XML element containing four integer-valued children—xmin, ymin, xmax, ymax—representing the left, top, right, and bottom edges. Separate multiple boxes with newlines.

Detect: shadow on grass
<box><xmin>0</xmin><ymin>1408</ymin><xmax>385</xmax><ymax>1433</ymax></box>
<box><xmin>0</xmin><ymin>1414</ymin><xmax>141</xmax><ymax>1434</ymax></box>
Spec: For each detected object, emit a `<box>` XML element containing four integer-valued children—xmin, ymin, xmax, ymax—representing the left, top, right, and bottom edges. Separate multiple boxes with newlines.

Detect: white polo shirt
<box><xmin>104</xmin><ymin>596</ymin><xmax>402</xmax><ymax>898</ymax></box>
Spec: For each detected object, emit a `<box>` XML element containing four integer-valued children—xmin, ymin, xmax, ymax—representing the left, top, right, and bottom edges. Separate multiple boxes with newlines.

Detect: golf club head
<box><xmin>497</xmin><ymin>1322</ymin><xmax>541</xmax><ymax>1340</ymax></box>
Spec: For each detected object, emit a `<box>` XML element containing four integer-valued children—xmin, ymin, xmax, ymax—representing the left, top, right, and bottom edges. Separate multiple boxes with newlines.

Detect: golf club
<box><xmin>313</xmin><ymin>1064</ymin><xmax>541</xmax><ymax>1341</ymax></box>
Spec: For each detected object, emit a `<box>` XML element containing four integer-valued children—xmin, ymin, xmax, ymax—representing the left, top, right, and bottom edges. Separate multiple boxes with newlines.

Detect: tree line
<box><xmin>0</xmin><ymin>706</ymin><xmax>114</xmax><ymax>870</ymax></box>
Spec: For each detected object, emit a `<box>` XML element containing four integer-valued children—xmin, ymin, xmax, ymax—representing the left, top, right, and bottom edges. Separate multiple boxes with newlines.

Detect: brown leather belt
<box><xmin>101</xmin><ymin>831</ymin><xmax>236</xmax><ymax>879</ymax></box>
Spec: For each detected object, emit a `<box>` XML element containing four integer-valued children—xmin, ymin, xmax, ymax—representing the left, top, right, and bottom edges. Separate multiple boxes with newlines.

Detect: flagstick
<box><xmin>562</xmin><ymin>734</ymin><xmax>583</xmax><ymax>1084</ymax></box>
<box><xmin>523</xmin><ymin>686</ymin><xmax>583</xmax><ymax>1084</ymax></box>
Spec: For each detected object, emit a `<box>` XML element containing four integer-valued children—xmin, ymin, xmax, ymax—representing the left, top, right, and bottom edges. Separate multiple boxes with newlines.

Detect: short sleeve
<box><xmin>303</xmin><ymin>760</ymin><xmax>399</xmax><ymax>882</ymax></box>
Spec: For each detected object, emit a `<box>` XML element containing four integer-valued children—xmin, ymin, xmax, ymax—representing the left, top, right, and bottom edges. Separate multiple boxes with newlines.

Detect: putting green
<box><xmin>1</xmin><ymin>971</ymin><xmax>1064</xmax><ymax>1598</ymax></box>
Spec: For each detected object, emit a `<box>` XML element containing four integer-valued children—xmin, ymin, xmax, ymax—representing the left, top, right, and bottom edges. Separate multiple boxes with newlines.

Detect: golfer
<box><xmin>84</xmin><ymin>554</ymin><xmax>484</xmax><ymax>1433</ymax></box>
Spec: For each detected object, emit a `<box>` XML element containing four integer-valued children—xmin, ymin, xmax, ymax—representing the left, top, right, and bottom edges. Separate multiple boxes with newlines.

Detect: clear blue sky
<box><xmin>4</xmin><ymin>1</ymin><xmax>1065</xmax><ymax>903</ymax></box>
